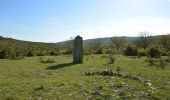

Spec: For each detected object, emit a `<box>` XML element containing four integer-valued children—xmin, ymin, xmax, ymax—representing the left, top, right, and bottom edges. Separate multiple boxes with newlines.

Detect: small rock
<box><xmin>91</xmin><ymin>90</ymin><xmax>101</xmax><ymax>95</ymax></box>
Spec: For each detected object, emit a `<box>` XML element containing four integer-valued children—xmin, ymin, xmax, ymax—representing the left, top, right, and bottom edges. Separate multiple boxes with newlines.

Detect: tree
<box><xmin>156</xmin><ymin>34</ymin><xmax>170</xmax><ymax>50</ymax></box>
<box><xmin>110</xmin><ymin>36</ymin><xmax>126</xmax><ymax>52</ymax></box>
<box><xmin>64</xmin><ymin>37</ymin><xmax>74</xmax><ymax>54</ymax></box>
<box><xmin>0</xmin><ymin>47</ymin><xmax>16</xmax><ymax>59</ymax></box>
<box><xmin>136</xmin><ymin>31</ymin><xmax>152</xmax><ymax>49</ymax></box>
<box><xmin>89</xmin><ymin>39</ymin><xmax>102</xmax><ymax>54</ymax></box>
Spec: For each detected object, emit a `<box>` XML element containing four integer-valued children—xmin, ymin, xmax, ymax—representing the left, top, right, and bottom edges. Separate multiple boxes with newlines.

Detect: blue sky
<box><xmin>0</xmin><ymin>0</ymin><xmax>170</xmax><ymax>42</ymax></box>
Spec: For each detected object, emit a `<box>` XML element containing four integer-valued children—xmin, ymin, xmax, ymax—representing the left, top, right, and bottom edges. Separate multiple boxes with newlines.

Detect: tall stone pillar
<box><xmin>73</xmin><ymin>35</ymin><xmax>83</xmax><ymax>64</ymax></box>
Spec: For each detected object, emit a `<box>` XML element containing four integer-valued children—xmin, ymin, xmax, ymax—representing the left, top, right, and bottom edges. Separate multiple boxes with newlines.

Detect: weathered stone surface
<box><xmin>73</xmin><ymin>35</ymin><xmax>83</xmax><ymax>64</ymax></box>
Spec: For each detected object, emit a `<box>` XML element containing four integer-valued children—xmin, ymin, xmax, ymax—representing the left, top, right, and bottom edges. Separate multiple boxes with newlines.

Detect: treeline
<box><xmin>0</xmin><ymin>36</ymin><xmax>60</xmax><ymax>59</ymax></box>
<box><xmin>59</xmin><ymin>32</ymin><xmax>170</xmax><ymax>58</ymax></box>
<box><xmin>82</xmin><ymin>32</ymin><xmax>170</xmax><ymax>58</ymax></box>
<box><xmin>0</xmin><ymin>32</ymin><xmax>170</xmax><ymax>59</ymax></box>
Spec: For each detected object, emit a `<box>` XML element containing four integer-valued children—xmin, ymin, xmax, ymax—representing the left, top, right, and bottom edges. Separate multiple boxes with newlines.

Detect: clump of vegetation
<box><xmin>34</xmin><ymin>84</ymin><xmax>44</xmax><ymax>91</ymax></box>
<box><xmin>0</xmin><ymin>47</ymin><xmax>15</xmax><ymax>59</ymax></box>
<box><xmin>110</xmin><ymin>36</ymin><xmax>127</xmax><ymax>53</ymax></box>
<box><xmin>0</xmin><ymin>47</ymin><xmax>24</xmax><ymax>60</ymax></box>
<box><xmin>138</xmin><ymin>48</ymin><xmax>146</xmax><ymax>56</ymax></box>
<box><xmin>146</xmin><ymin>57</ymin><xmax>169</xmax><ymax>68</ymax></box>
<box><xmin>37</xmin><ymin>52</ymin><xmax>45</xmax><ymax>56</ymax></box>
<box><xmin>147</xmin><ymin>46</ymin><xmax>161</xmax><ymax>58</ymax></box>
<box><xmin>88</xmin><ymin>39</ymin><xmax>103</xmax><ymax>54</ymax></box>
<box><xmin>156</xmin><ymin>34</ymin><xmax>170</xmax><ymax>50</ymax></box>
<box><xmin>100</xmin><ymin>54</ymin><xmax>107</xmax><ymax>58</ymax></box>
<box><xmin>108</xmin><ymin>53</ymin><xmax>116</xmax><ymax>64</ymax></box>
<box><xmin>165</xmin><ymin>57</ymin><xmax>170</xmax><ymax>63</ymax></box>
<box><xmin>123</xmin><ymin>45</ymin><xmax>138</xmax><ymax>56</ymax></box>
<box><xmin>147</xmin><ymin>58</ymin><xmax>155</xmax><ymax>66</ymax></box>
<box><xmin>27</xmin><ymin>51</ymin><xmax>36</xmax><ymax>57</ymax></box>
<box><xmin>116</xmin><ymin>66</ymin><xmax>121</xmax><ymax>71</ymax></box>
<box><xmin>39</xmin><ymin>57</ymin><xmax>55</xmax><ymax>63</ymax></box>
<box><xmin>158</xmin><ymin>59</ymin><xmax>166</xmax><ymax>69</ymax></box>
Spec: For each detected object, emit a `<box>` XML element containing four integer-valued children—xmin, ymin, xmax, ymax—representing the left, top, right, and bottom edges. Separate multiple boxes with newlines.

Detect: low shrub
<box><xmin>147</xmin><ymin>46</ymin><xmax>161</xmax><ymax>58</ymax></box>
<box><xmin>108</xmin><ymin>53</ymin><xmax>116</xmax><ymax>64</ymax></box>
<box><xmin>116</xmin><ymin>66</ymin><xmax>121</xmax><ymax>71</ymax></box>
<box><xmin>138</xmin><ymin>48</ymin><xmax>146</xmax><ymax>56</ymax></box>
<box><xmin>147</xmin><ymin>58</ymin><xmax>155</xmax><ymax>66</ymax></box>
<box><xmin>10</xmin><ymin>56</ymin><xmax>24</xmax><ymax>60</ymax></box>
<box><xmin>34</xmin><ymin>84</ymin><xmax>44</xmax><ymax>91</ymax></box>
<box><xmin>165</xmin><ymin>57</ymin><xmax>170</xmax><ymax>63</ymax></box>
<box><xmin>94</xmin><ymin>48</ymin><xmax>103</xmax><ymax>54</ymax></box>
<box><xmin>40</xmin><ymin>57</ymin><xmax>55</xmax><ymax>63</ymax></box>
<box><xmin>27</xmin><ymin>51</ymin><xmax>36</xmax><ymax>57</ymax></box>
<box><xmin>101</xmin><ymin>54</ymin><xmax>107</xmax><ymax>58</ymax></box>
<box><xmin>123</xmin><ymin>45</ymin><xmax>138</xmax><ymax>56</ymax></box>
<box><xmin>146</xmin><ymin>57</ymin><xmax>169</xmax><ymax>68</ymax></box>
<box><xmin>49</xmin><ymin>51</ymin><xmax>60</xmax><ymax>56</ymax></box>
<box><xmin>37</xmin><ymin>52</ymin><xmax>45</xmax><ymax>56</ymax></box>
<box><xmin>60</xmin><ymin>50</ymin><xmax>72</xmax><ymax>55</ymax></box>
<box><xmin>0</xmin><ymin>47</ymin><xmax>16</xmax><ymax>59</ymax></box>
<box><xmin>158</xmin><ymin>59</ymin><xmax>167</xmax><ymax>69</ymax></box>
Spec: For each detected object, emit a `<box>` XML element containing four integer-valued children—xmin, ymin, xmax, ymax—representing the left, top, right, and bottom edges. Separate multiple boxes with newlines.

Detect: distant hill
<box><xmin>0</xmin><ymin>35</ymin><xmax>164</xmax><ymax>50</ymax></box>
<box><xmin>57</xmin><ymin>35</ymin><xmax>169</xmax><ymax>46</ymax></box>
<box><xmin>0</xmin><ymin>35</ymin><xmax>139</xmax><ymax>51</ymax></box>
<box><xmin>84</xmin><ymin>36</ymin><xmax>138</xmax><ymax>45</ymax></box>
<box><xmin>0</xmin><ymin>36</ymin><xmax>59</xmax><ymax>54</ymax></box>
<box><xmin>56</xmin><ymin>36</ymin><xmax>139</xmax><ymax>46</ymax></box>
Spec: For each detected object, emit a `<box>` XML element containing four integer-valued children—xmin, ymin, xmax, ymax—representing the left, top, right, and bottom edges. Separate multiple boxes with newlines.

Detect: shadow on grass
<box><xmin>46</xmin><ymin>63</ymin><xmax>76</xmax><ymax>70</ymax></box>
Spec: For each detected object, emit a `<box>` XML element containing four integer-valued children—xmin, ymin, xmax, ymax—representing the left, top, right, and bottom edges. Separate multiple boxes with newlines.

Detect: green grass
<box><xmin>0</xmin><ymin>55</ymin><xmax>170</xmax><ymax>100</ymax></box>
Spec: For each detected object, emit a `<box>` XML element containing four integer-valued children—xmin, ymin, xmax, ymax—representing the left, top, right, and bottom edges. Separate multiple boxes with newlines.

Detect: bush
<box><xmin>49</xmin><ymin>51</ymin><xmax>59</xmax><ymax>56</ymax></box>
<box><xmin>101</xmin><ymin>54</ymin><xmax>107</xmax><ymax>58</ymax></box>
<box><xmin>116</xmin><ymin>66</ymin><xmax>121</xmax><ymax>71</ymax></box>
<box><xmin>34</xmin><ymin>84</ymin><xmax>44</xmax><ymax>91</ymax></box>
<box><xmin>0</xmin><ymin>47</ymin><xmax>16</xmax><ymax>59</ymax></box>
<box><xmin>61</xmin><ymin>50</ymin><xmax>72</xmax><ymax>55</ymax></box>
<box><xmin>123</xmin><ymin>45</ymin><xmax>138</xmax><ymax>56</ymax></box>
<box><xmin>146</xmin><ymin>57</ymin><xmax>169</xmax><ymax>69</ymax></box>
<box><xmin>39</xmin><ymin>57</ymin><xmax>55</xmax><ymax>63</ymax></box>
<box><xmin>27</xmin><ymin>51</ymin><xmax>35</xmax><ymax>57</ymax></box>
<box><xmin>158</xmin><ymin>59</ymin><xmax>166</xmax><ymax>69</ymax></box>
<box><xmin>147</xmin><ymin>46</ymin><xmax>161</xmax><ymax>58</ymax></box>
<box><xmin>147</xmin><ymin>58</ymin><xmax>155</xmax><ymax>66</ymax></box>
<box><xmin>94</xmin><ymin>48</ymin><xmax>103</xmax><ymax>54</ymax></box>
<box><xmin>165</xmin><ymin>57</ymin><xmax>170</xmax><ymax>63</ymax></box>
<box><xmin>159</xmin><ymin>48</ymin><xmax>170</xmax><ymax>56</ymax></box>
<box><xmin>10</xmin><ymin>56</ymin><xmax>24</xmax><ymax>60</ymax></box>
<box><xmin>138</xmin><ymin>48</ymin><xmax>146</xmax><ymax>56</ymax></box>
<box><xmin>108</xmin><ymin>53</ymin><xmax>116</xmax><ymax>64</ymax></box>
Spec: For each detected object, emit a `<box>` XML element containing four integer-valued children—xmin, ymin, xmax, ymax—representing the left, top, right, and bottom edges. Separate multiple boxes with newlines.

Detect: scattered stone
<box><xmin>131</xmin><ymin>76</ymin><xmax>142</xmax><ymax>82</ymax></box>
<box><xmin>100</xmin><ymin>70</ymin><xmax>113</xmax><ymax>76</ymax></box>
<box><xmin>91</xmin><ymin>90</ymin><xmax>101</xmax><ymax>95</ymax></box>
<box><xmin>144</xmin><ymin>82</ymin><xmax>152</xmax><ymax>87</ymax></box>
<box><xmin>139</xmin><ymin>91</ymin><xmax>150</xmax><ymax>97</ymax></box>
<box><xmin>84</xmin><ymin>69</ymin><xmax>155</xmax><ymax>95</ymax></box>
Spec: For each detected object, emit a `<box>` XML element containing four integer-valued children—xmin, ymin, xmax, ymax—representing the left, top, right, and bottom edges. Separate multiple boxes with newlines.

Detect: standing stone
<box><xmin>73</xmin><ymin>35</ymin><xmax>83</xmax><ymax>64</ymax></box>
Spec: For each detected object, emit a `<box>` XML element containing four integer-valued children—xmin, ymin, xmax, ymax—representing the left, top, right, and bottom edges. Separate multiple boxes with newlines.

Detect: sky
<box><xmin>0</xmin><ymin>0</ymin><xmax>170</xmax><ymax>42</ymax></box>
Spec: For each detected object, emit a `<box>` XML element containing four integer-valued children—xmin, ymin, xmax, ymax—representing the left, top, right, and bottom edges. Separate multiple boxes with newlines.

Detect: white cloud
<box><xmin>65</xmin><ymin>16</ymin><xmax>170</xmax><ymax>40</ymax></box>
<box><xmin>2</xmin><ymin>16</ymin><xmax>170</xmax><ymax>42</ymax></box>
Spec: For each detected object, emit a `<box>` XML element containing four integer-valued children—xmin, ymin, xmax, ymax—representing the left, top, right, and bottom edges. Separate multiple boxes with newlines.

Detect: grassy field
<box><xmin>0</xmin><ymin>55</ymin><xmax>170</xmax><ymax>100</ymax></box>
